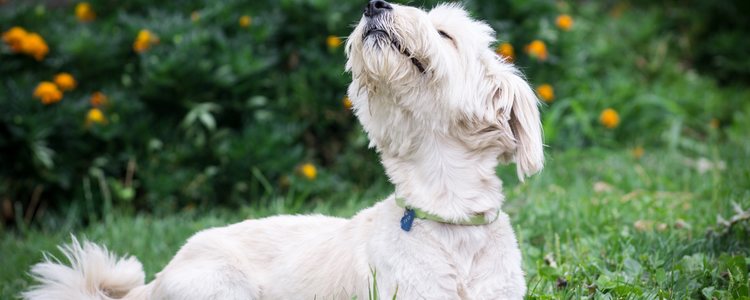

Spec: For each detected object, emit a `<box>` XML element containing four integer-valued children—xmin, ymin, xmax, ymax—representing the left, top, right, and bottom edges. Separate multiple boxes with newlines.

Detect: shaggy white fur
<box><xmin>23</xmin><ymin>2</ymin><xmax>543</xmax><ymax>299</ymax></box>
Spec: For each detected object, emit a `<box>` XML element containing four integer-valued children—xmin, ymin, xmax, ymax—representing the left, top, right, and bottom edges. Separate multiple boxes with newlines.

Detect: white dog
<box><xmin>24</xmin><ymin>1</ymin><xmax>543</xmax><ymax>299</ymax></box>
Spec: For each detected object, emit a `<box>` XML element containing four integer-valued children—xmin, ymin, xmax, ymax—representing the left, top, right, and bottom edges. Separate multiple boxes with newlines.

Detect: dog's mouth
<box><xmin>363</xmin><ymin>28</ymin><xmax>388</xmax><ymax>39</ymax></box>
<box><xmin>363</xmin><ymin>28</ymin><xmax>426</xmax><ymax>73</ymax></box>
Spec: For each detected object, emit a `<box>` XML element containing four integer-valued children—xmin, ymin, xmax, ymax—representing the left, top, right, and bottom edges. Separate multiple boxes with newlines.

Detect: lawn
<box><xmin>3</xmin><ymin>0</ymin><xmax>750</xmax><ymax>299</ymax></box>
<box><xmin>3</xmin><ymin>145</ymin><xmax>748</xmax><ymax>299</ymax></box>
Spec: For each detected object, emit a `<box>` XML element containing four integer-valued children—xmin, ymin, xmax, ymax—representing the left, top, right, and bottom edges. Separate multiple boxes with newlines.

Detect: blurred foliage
<box><xmin>1</xmin><ymin>0</ymin><xmax>748</xmax><ymax>225</ymax></box>
<box><xmin>630</xmin><ymin>0</ymin><xmax>750</xmax><ymax>85</ymax></box>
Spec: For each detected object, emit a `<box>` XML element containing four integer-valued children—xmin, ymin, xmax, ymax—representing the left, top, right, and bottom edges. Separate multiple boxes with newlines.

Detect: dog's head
<box><xmin>346</xmin><ymin>1</ymin><xmax>543</xmax><ymax>179</ymax></box>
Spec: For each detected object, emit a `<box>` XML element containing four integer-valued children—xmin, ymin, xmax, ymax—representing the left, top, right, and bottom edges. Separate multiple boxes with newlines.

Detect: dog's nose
<box><xmin>364</xmin><ymin>0</ymin><xmax>392</xmax><ymax>17</ymax></box>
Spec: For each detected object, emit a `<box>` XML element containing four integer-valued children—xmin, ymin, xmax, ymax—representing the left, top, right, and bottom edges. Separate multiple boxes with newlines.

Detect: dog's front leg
<box><xmin>373</xmin><ymin>263</ymin><xmax>464</xmax><ymax>300</ymax></box>
<box><xmin>464</xmin><ymin>212</ymin><xmax>526</xmax><ymax>300</ymax></box>
<box><xmin>367</xmin><ymin>227</ymin><xmax>465</xmax><ymax>299</ymax></box>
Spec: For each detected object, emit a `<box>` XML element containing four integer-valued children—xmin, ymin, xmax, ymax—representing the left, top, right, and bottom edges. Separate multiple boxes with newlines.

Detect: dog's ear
<box><xmin>484</xmin><ymin>55</ymin><xmax>544</xmax><ymax>181</ymax></box>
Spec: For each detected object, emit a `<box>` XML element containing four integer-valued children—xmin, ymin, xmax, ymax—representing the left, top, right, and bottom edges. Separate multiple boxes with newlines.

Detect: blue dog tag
<box><xmin>400</xmin><ymin>208</ymin><xmax>415</xmax><ymax>232</ymax></box>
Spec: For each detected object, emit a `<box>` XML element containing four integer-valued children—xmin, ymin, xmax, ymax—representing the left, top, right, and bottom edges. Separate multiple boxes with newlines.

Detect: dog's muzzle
<box><xmin>363</xmin><ymin>0</ymin><xmax>391</xmax><ymax>39</ymax></box>
<box><xmin>361</xmin><ymin>0</ymin><xmax>426</xmax><ymax>73</ymax></box>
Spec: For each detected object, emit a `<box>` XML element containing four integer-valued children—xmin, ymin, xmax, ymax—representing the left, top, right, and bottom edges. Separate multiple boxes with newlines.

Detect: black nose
<box><xmin>364</xmin><ymin>0</ymin><xmax>392</xmax><ymax>17</ymax></box>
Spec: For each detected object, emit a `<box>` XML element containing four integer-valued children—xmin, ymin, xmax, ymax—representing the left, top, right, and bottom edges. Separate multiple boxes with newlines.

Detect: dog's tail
<box><xmin>23</xmin><ymin>237</ymin><xmax>146</xmax><ymax>300</ymax></box>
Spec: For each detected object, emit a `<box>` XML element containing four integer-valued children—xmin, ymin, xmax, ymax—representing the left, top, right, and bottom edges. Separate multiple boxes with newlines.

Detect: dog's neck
<box><xmin>353</xmin><ymin>83</ymin><xmax>509</xmax><ymax>223</ymax></box>
<box><xmin>379</xmin><ymin>131</ymin><xmax>505</xmax><ymax>223</ymax></box>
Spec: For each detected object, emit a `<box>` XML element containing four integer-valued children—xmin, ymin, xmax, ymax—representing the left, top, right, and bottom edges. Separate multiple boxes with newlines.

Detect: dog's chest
<box><xmin>375</xmin><ymin>222</ymin><xmax>502</xmax><ymax>298</ymax></box>
<box><xmin>424</xmin><ymin>223</ymin><xmax>493</xmax><ymax>277</ymax></box>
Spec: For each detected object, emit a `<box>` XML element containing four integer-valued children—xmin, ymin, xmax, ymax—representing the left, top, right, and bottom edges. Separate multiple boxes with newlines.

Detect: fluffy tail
<box><xmin>23</xmin><ymin>237</ymin><xmax>145</xmax><ymax>300</ymax></box>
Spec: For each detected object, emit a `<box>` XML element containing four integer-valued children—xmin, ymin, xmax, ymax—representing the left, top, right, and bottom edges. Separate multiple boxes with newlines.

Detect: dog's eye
<box><xmin>438</xmin><ymin>30</ymin><xmax>453</xmax><ymax>40</ymax></box>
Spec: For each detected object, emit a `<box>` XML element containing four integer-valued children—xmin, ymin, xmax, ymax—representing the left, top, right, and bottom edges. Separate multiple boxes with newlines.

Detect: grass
<box><xmin>2</xmin><ymin>144</ymin><xmax>749</xmax><ymax>299</ymax></box>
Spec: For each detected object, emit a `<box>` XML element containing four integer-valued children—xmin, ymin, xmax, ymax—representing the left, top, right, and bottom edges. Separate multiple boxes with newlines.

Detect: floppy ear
<box><xmin>484</xmin><ymin>55</ymin><xmax>544</xmax><ymax>180</ymax></box>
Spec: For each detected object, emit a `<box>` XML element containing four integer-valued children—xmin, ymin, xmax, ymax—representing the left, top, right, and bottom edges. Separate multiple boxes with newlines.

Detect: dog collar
<box><xmin>395</xmin><ymin>197</ymin><xmax>499</xmax><ymax>231</ymax></box>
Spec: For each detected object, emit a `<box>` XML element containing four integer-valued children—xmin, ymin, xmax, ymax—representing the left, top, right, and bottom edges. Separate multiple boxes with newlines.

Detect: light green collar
<box><xmin>395</xmin><ymin>197</ymin><xmax>499</xmax><ymax>226</ymax></box>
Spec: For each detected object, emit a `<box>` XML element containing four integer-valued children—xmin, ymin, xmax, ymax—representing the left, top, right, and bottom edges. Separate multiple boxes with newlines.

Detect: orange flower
<box><xmin>86</xmin><ymin>108</ymin><xmax>107</xmax><ymax>125</ymax></box>
<box><xmin>555</xmin><ymin>14</ymin><xmax>573</xmax><ymax>31</ymax></box>
<box><xmin>21</xmin><ymin>33</ymin><xmax>49</xmax><ymax>61</ymax></box>
<box><xmin>525</xmin><ymin>40</ymin><xmax>548</xmax><ymax>61</ymax></box>
<box><xmin>299</xmin><ymin>163</ymin><xmax>317</xmax><ymax>180</ymax></box>
<box><xmin>342</xmin><ymin>96</ymin><xmax>352</xmax><ymax>110</ymax></box>
<box><xmin>2</xmin><ymin>26</ymin><xmax>28</xmax><ymax>52</ymax></box>
<box><xmin>133</xmin><ymin>29</ymin><xmax>158</xmax><ymax>53</ymax></box>
<box><xmin>3</xmin><ymin>27</ymin><xmax>49</xmax><ymax>60</ymax></box>
<box><xmin>536</xmin><ymin>84</ymin><xmax>554</xmax><ymax>102</ymax></box>
<box><xmin>496</xmin><ymin>42</ymin><xmax>514</xmax><ymax>62</ymax></box>
<box><xmin>89</xmin><ymin>91</ymin><xmax>108</xmax><ymax>107</ymax></box>
<box><xmin>53</xmin><ymin>73</ymin><xmax>77</xmax><ymax>91</ymax></box>
<box><xmin>326</xmin><ymin>35</ymin><xmax>342</xmax><ymax>49</ymax></box>
<box><xmin>239</xmin><ymin>15</ymin><xmax>251</xmax><ymax>27</ymax></box>
<box><xmin>75</xmin><ymin>2</ymin><xmax>96</xmax><ymax>22</ymax></box>
<box><xmin>33</xmin><ymin>81</ymin><xmax>63</xmax><ymax>105</ymax></box>
<box><xmin>599</xmin><ymin>108</ymin><xmax>620</xmax><ymax>129</ymax></box>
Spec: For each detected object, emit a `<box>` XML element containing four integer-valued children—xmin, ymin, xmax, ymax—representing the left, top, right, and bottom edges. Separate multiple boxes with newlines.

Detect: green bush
<box><xmin>1</xmin><ymin>0</ymin><xmax>747</xmax><ymax>225</ymax></box>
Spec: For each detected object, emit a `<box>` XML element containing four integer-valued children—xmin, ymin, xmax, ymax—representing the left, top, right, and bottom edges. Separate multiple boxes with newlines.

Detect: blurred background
<box><xmin>2</xmin><ymin>0</ymin><xmax>749</xmax><ymax>226</ymax></box>
<box><xmin>2</xmin><ymin>0</ymin><xmax>749</xmax><ymax>227</ymax></box>
<box><xmin>3</xmin><ymin>0</ymin><xmax>750</xmax><ymax>298</ymax></box>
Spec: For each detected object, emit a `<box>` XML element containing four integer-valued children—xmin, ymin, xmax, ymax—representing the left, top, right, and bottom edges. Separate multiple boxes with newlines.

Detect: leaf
<box><xmin>32</xmin><ymin>141</ymin><xmax>55</xmax><ymax>169</ymax></box>
<box><xmin>654</xmin><ymin>268</ymin><xmax>666</xmax><ymax>283</ymax></box>
<box><xmin>611</xmin><ymin>284</ymin><xmax>643</xmax><ymax>297</ymax></box>
<box><xmin>109</xmin><ymin>180</ymin><xmax>135</xmax><ymax>202</ymax></box>
<box><xmin>623</xmin><ymin>257</ymin><xmax>642</xmax><ymax>276</ymax></box>
<box><xmin>198</xmin><ymin>112</ymin><xmax>216</xmax><ymax>131</ymax></box>
<box><xmin>702</xmin><ymin>286</ymin><xmax>715</xmax><ymax>299</ymax></box>
<box><xmin>596</xmin><ymin>274</ymin><xmax>617</xmax><ymax>290</ymax></box>
<box><xmin>538</xmin><ymin>265</ymin><xmax>559</xmax><ymax>280</ymax></box>
<box><xmin>679</xmin><ymin>253</ymin><xmax>706</xmax><ymax>274</ymax></box>
<box><xmin>248</xmin><ymin>96</ymin><xmax>268</xmax><ymax>107</ymax></box>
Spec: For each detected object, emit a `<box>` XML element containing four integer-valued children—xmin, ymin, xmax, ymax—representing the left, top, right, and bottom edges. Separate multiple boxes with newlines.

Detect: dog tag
<box><xmin>400</xmin><ymin>208</ymin><xmax>415</xmax><ymax>232</ymax></box>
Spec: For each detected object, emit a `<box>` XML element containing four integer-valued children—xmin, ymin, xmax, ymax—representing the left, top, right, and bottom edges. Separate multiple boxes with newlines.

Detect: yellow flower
<box><xmin>326</xmin><ymin>35</ymin><xmax>342</xmax><ymax>49</ymax></box>
<box><xmin>599</xmin><ymin>108</ymin><xmax>620</xmax><ymax>129</ymax></box>
<box><xmin>2</xmin><ymin>26</ymin><xmax>28</xmax><ymax>52</ymax></box>
<box><xmin>536</xmin><ymin>84</ymin><xmax>554</xmax><ymax>102</ymax></box>
<box><xmin>709</xmin><ymin>118</ymin><xmax>719</xmax><ymax>129</ymax></box>
<box><xmin>86</xmin><ymin>108</ymin><xmax>107</xmax><ymax>125</ymax></box>
<box><xmin>53</xmin><ymin>73</ymin><xmax>76</xmax><ymax>91</ymax></box>
<box><xmin>496</xmin><ymin>42</ymin><xmax>514</xmax><ymax>62</ymax></box>
<box><xmin>299</xmin><ymin>163</ymin><xmax>317</xmax><ymax>180</ymax></box>
<box><xmin>239</xmin><ymin>15</ymin><xmax>252</xmax><ymax>27</ymax></box>
<box><xmin>89</xmin><ymin>91</ymin><xmax>108</xmax><ymax>107</ymax></box>
<box><xmin>631</xmin><ymin>146</ymin><xmax>644</xmax><ymax>159</ymax></box>
<box><xmin>342</xmin><ymin>96</ymin><xmax>352</xmax><ymax>110</ymax></box>
<box><xmin>525</xmin><ymin>40</ymin><xmax>548</xmax><ymax>61</ymax></box>
<box><xmin>33</xmin><ymin>81</ymin><xmax>63</xmax><ymax>105</ymax></box>
<box><xmin>191</xmin><ymin>11</ymin><xmax>200</xmax><ymax>22</ymax></box>
<box><xmin>555</xmin><ymin>14</ymin><xmax>573</xmax><ymax>31</ymax></box>
<box><xmin>133</xmin><ymin>29</ymin><xmax>158</xmax><ymax>53</ymax></box>
<box><xmin>21</xmin><ymin>33</ymin><xmax>49</xmax><ymax>61</ymax></box>
<box><xmin>75</xmin><ymin>2</ymin><xmax>96</xmax><ymax>22</ymax></box>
